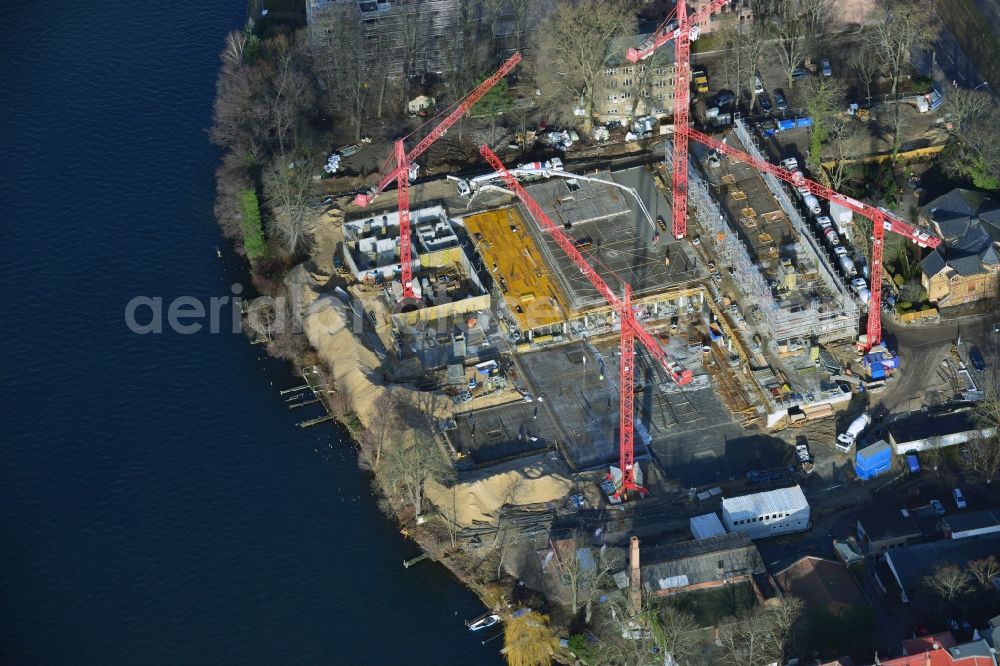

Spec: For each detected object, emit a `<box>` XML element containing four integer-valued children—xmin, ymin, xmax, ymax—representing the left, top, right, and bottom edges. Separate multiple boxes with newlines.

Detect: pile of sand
<box><xmin>293</xmin><ymin>266</ymin><xmax>571</xmax><ymax>525</ymax></box>
<box><xmin>425</xmin><ymin>455</ymin><xmax>572</xmax><ymax>526</ymax></box>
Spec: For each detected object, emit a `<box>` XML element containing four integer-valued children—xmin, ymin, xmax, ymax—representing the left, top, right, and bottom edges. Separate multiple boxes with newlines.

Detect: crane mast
<box><xmin>626</xmin><ymin>0</ymin><xmax>731</xmax><ymax>63</ymax></box>
<box><xmin>479</xmin><ymin>145</ymin><xmax>690</xmax><ymax>499</ymax></box>
<box><xmin>618</xmin><ymin>284</ymin><xmax>644</xmax><ymax>499</ymax></box>
<box><xmin>354</xmin><ymin>52</ymin><xmax>522</xmax><ymax>300</ymax></box>
<box><xmin>671</xmin><ymin>0</ymin><xmax>691</xmax><ymax>240</ymax></box>
<box><xmin>681</xmin><ymin>126</ymin><xmax>940</xmax><ymax>347</ymax></box>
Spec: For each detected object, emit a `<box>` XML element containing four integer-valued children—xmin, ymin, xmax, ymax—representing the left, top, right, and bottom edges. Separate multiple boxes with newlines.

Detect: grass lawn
<box><xmin>664</xmin><ymin>582</ymin><xmax>757</xmax><ymax>626</ymax></box>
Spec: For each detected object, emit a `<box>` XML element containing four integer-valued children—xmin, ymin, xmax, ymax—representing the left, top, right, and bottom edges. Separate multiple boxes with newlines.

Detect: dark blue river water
<box><xmin>2</xmin><ymin>3</ymin><xmax>500</xmax><ymax>664</ymax></box>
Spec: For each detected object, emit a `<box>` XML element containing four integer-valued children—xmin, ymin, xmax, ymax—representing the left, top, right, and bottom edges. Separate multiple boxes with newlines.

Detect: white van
<box><xmin>953</xmin><ymin>488</ymin><xmax>967</xmax><ymax>509</ymax></box>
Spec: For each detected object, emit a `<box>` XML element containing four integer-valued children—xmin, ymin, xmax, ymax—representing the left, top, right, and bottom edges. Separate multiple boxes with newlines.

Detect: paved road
<box><xmin>878</xmin><ymin>312</ymin><xmax>998</xmax><ymax>412</ymax></box>
<box><xmin>920</xmin><ymin>12</ymin><xmax>994</xmax><ymax>98</ymax></box>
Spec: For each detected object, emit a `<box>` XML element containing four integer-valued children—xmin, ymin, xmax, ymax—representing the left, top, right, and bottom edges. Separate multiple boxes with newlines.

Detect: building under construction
<box><xmin>682</xmin><ymin>119</ymin><xmax>859</xmax><ymax>346</ymax></box>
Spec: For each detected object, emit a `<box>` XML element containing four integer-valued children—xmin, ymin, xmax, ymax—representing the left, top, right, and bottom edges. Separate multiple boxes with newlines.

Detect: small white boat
<box><xmin>466</xmin><ymin>612</ymin><xmax>500</xmax><ymax>632</ymax></box>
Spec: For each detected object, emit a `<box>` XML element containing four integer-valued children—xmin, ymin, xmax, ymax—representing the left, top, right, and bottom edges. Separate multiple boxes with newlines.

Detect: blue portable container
<box><xmin>855</xmin><ymin>440</ymin><xmax>892</xmax><ymax>480</ymax></box>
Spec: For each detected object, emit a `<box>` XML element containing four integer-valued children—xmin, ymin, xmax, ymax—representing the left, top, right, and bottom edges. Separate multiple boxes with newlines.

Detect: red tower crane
<box><xmin>354</xmin><ymin>52</ymin><xmax>522</xmax><ymax>300</ymax></box>
<box><xmin>682</xmin><ymin>126</ymin><xmax>941</xmax><ymax>347</ymax></box>
<box><xmin>618</xmin><ymin>284</ymin><xmax>640</xmax><ymax>498</ymax></box>
<box><xmin>625</xmin><ymin>2</ymin><xmax>938</xmax><ymax>349</ymax></box>
<box><xmin>479</xmin><ymin>144</ymin><xmax>693</xmax><ymax>498</ymax></box>
<box><xmin>627</xmin><ymin>0</ymin><xmax>732</xmax><ymax>240</ymax></box>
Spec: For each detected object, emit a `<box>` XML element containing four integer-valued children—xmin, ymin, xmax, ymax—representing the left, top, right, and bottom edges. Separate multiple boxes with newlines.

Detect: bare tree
<box><xmin>719</xmin><ymin>596</ymin><xmax>804</xmax><ymax>666</ymax></box>
<box><xmin>923</xmin><ymin>563</ymin><xmax>974</xmax><ymax>602</ymax></box>
<box><xmin>591</xmin><ymin>594</ymin><xmax>660</xmax><ymax>666</ymax></box>
<box><xmin>553</xmin><ymin>535</ymin><xmax>619</xmax><ymax>620</ymax></box>
<box><xmin>263</xmin><ymin>155</ymin><xmax>320</xmax><ymax>255</ymax></box>
<box><xmin>532</xmin><ymin>0</ymin><xmax>634</xmax><ymax>130</ymax></box>
<box><xmin>361</xmin><ymin>389</ymin><xmax>403</xmax><ymax>470</ymax></box>
<box><xmin>941</xmin><ymin>89</ymin><xmax>1000</xmax><ymax>190</ymax></box>
<box><xmin>314</xmin><ymin>5</ymin><xmax>371</xmax><ymax>143</ymax></box>
<box><xmin>969</xmin><ymin>555</ymin><xmax>1000</xmax><ymax>589</ymax></box>
<box><xmin>381</xmin><ymin>429</ymin><xmax>452</xmax><ymax>518</ymax></box>
<box><xmin>850</xmin><ymin>41</ymin><xmax>882</xmax><ymax>106</ymax></box>
<box><xmin>826</xmin><ymin>119</ymin><xmax>867</xmax><ymax>189</ymax></box>
<box><xmin>865</xmin><ymin>0</ymin><xmax>937</xmax><ymax>154</ymax></box>
<box><xmin>799</xmin><ymin>0</ymin><xmax>833</xmax><ymax>38</ymax></box>
<box><xmin>266</xmin><ymin>33</ymin><xmax>317</xmax><ymax>156</ymax></box>
<box><xmin>970</xmin><ymin>373</ymin><xmax>1000</xmax><ymax>483</ymax></box>
<box><xmin>768</xmin><ymin>6</ymin><xmax>808</xmax><ymax>88</ymax></box>
<box><xmin>721</xmin><ymin>19</ymin><xmax>768</xmax><ymax>110</ymax></box>
<box><xmin>651</xmin><ymin>604</ymin><xmax>701</xmax><ymax>666</ymax></box>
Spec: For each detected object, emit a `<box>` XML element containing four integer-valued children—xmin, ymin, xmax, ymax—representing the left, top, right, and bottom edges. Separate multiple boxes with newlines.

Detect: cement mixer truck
<box><xmin>836</xmin><ymin>412</ymin><xmax>871</xmax><ymax>452</ymax></box>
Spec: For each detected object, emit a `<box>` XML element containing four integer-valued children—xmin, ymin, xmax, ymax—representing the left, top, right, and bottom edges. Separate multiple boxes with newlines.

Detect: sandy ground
<box><xmin>295</xmin><ymin>218</ymin><xmax>574</xmax><ymax>526</ymax></box>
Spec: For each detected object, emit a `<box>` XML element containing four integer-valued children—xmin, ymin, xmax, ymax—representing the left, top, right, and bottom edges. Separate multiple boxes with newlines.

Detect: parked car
<box><xmin>906</xmin><ymin>453</ymin><xmax>920</xmax><ymax>473</ymax></box>
<box><xmin>774</xmin><ymin>89</ymin><xmax>788</xmax><ymax>110</ymax></box>
<box><xmin>930</xmin><ymin>499</ymin><xmax>946</xmax><ymax>516</ymax></box>
<box><xmin>712</xmin><ymin>90</ymin><xmax>736</xmax><ymax>108</ymax></box>
<box><xmin>953</xmin><ymin>488</ymin><xmax>967</xmax><ymax>509</ymax></box>
<box><xmin>969</xmin><ymin>346</ymin><xmax>986</xmax><ymax>372</ymax></box>
<box><xmin>821</xmin><ymin>59</ymin><xmax>832</xmax><ymax>77</ymax></box>
<box><xmin>758</xmin><ymin>93</ymin><xmax>772</xmax><ymax>113</ymax></box>
<box><xmin>792</xmin><ymin>67</ymin><xmax>810</xmax><ymax>80</ymax></box>
<box><xmin>754</xmin><ymin>75</ymin><xmax>765</xmax><ymax>94</ymax></box>
<box><xmin>657</xmin><ymin>215</ymin><xmax>668</xmax><ymax>232</ymax></box>
<box><xmin>851</xmin><ymin>277</ymin><xmax>868</xmax><ymax>293</ymax></box>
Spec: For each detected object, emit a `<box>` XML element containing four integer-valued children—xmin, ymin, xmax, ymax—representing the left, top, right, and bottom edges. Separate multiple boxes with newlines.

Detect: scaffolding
<box><xmin>671</xmin><ymin>130</ymin><xmax>858</xmax><ymax>344</ymax></box>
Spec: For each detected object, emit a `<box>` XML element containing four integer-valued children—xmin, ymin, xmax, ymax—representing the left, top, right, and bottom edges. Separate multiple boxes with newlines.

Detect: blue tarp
<box><xmin>795</xmin><ymin>117</ymin><xmax>813</xmax><ymax>128</ymax></box>
<box><xmin>870</xmin><ymin>363</ymin><xmax>886</xmax><ymax>380</ymax></box>
<box><xmin>777</xmin><ymin>118</ymin><xmax>796</xmax><ymax>130</ymax></box>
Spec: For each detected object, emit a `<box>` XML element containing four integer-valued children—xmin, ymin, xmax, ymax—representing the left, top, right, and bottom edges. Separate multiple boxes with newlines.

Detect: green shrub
<box><xmin>238</xmin><ymin>189</ymin><xmax>266</xmax><ymax>261</ymax></box>
<box><xmin>893</xmin><ymin>274</ymin><xmax>906</xmax><ymax>287</ymax></box>
<box><xmin>897</xmin><ymin>301</ymin><xmax>913</xmax><ymax>312</ymax></box>
<box><xmin>911</xmin><ymin>74</ymin><xmax>934</xmax><ymax>93</ymax></box>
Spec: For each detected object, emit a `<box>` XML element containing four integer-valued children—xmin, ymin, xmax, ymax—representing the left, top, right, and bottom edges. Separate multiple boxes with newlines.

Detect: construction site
<box><xmin>315</xmin><ymin>0</ymin><xmax>944</xmax><ymax>542</ymax></box>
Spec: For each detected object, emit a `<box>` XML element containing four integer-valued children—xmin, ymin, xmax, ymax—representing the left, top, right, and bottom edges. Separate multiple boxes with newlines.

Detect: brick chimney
<box><xmin>630</xmin><ymin>536</ymin><xmax>641</xmax><ymax>613</ymax></box>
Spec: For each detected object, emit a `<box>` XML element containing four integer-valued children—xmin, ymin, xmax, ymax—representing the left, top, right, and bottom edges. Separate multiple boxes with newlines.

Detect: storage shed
<box><xmin>690</xmin><ymin>512</ymin><xmax>726</xmax><ymax>540</ymax></box>
<box><xmin>721</xmin><ymin>485</ymin><xmax>810</xmax><ymax>539</ymax></box>
<box><xmin>855</xmin><ymin>440</ymin><xmax>892</xmax><ymax>480</ymax></box>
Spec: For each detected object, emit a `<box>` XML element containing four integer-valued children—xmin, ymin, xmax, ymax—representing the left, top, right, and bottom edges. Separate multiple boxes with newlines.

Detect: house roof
<box><xmin>690</xmin><ymin>512</ymin><xmax>727</xmax><ymax>540</ymax></box>
<box><xmin>923</xmin><ymin>188</ymin><xmax>999</xmax><ymax>230</ymax></box>
<box><xmin>639</xmin><ymin>533</ymin><xmax>764</xmax><ymax>594</ymax></box>
<box><xmin>922</xmin><ymin>250</ymin><xmax>949</xmax><ymax>278</ymax></box>
<box><xmin>858</xmin><ymin>506</ymin><xmax>922</xmax><ymax>541</ymax></box>
<box><xmin>942</xmin><ymin>507</ymin><xmax>1000</xmax><ymax>536</ymax></box>
<box><xmin>884</xmin><ymin>633</ymin><xmax>996</xmax><ymax>665</ymax></box>
<box><xmin>902</xmin><ymin>632</ymin><xmax>958</xmax><ymax>654</ymax></box>
<box><xmin>887</xmin><ymin>408</ymin><xmax>979</xmax><ymax>446</ymax></box>
<box><xmin>948</xmin><ymin>641</ymin><xmax>995</xmax><ymax>661</ymax></box>
<box><xmin>773</xmin><ymin>556</ymin><xmax>866</xmax><ymax>613</ymax></box>
<box><xmin>885</xmin><ymin>533</ymin><xmax>1000</xmax><ymax>596</ymax></box>
<box><xmin>921</xmin><ymin>189</ymin><xmax>1000</xmax><ymax>280</ymax></box>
